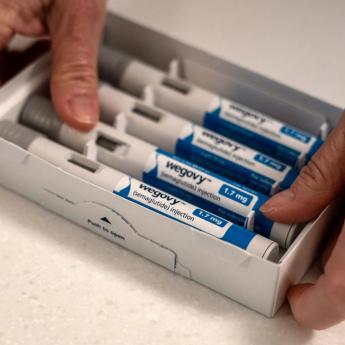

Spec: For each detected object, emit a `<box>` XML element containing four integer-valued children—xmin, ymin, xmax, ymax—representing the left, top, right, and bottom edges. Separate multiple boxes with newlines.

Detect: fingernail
<box><xmin>260</xmin><ymin>189</ymin><xmax>296</xmax><ymax>214</ymax></box>
<box><xmin>67</xmin><ymin>96</ymin><xmax>98</xmax><ymax>127</ymax></box>
<box><xmin>259</xmin><ymin>205</ymin><xmax>276</xmax><ymax>214</ymax></box>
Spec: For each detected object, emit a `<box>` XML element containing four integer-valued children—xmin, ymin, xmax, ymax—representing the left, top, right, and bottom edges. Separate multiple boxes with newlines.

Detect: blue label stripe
<box><xmin>254</xmin><ymin>154</ymin><xmax>286</xmax><ymax>172</ymax></box>
<box><xmin>113</xmin><ymin>188</ymin><xmax>195</xmax><ymax>229</ymax></box>
<box><xmin>218</xmin><ymin>185</ymin><xmax>254</xmax><ymax>206</ymax></box>
<box><xmin>116</xmin><ymin>178</ymin><xmax>132</xmax><ymax>197</ymax></box>
<box><xmin>156</xmin><ymin>148</ymin><xmax>273</xmax><ymax>196</ymax></box>
<box><xmin>280</xmin><ymin>126</ymin><xmax>311</xmax><ymax>143</ymax></box>
<box><xmin>306</xmin><ymin>137</ymin><xmax>324</xmax><ymax>162</ymax></box>
<box><xmin>192</xmin><ymin>208</ymin><xmax>228</xmax><ymax>227</ymax></box>
<box><xmin>113</xmin><ymin>189</ymin><xmax>252</xmax><ymax>250</ymax></box>
<box><xmin>144</xmin><ymin>148</ymin><xmax>276</xmax><ymax>239</ymax></box>
<box><xmin>221</xmin><ymin>223</ymin><xmax>256</xmax><ymax>250</ymax></box>
<box><xmin>192</xmin><ymin>208</ymin><xmax>253</xmax><ymax>249</ymax></box>
<box><xmin>175</xmin><ymin>133</ymin><xmax>275</xmax><ymax>196</ymax></box>
<box><xmin>253</xmin><ymin>210</ymin><xmax>274</xmax><ymax>238</ymax></box>
<box><xmin>143</xmin><ymin>168</ymin><xmax>248</xmax><ymax>227</ymax></box>
<box><xmin>156</xmin><ymin>148</ymin><xmax>270</xmax><ymax>200</ymax></box>
<box><xmin>204</xmin><ymin>108</ymin><xmax>301</xmax><ymax>167</ymax></box>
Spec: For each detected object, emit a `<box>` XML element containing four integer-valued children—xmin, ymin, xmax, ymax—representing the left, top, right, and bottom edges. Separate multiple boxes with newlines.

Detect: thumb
<box><xmin>261</xmin><ymin>112</ymin><xmax>345</xmax><ymax>223</ymax></box>
<box><xmin>47</xmin><ymin>0</ymin><xmax>106</xmax><ymax>131</ymax></box>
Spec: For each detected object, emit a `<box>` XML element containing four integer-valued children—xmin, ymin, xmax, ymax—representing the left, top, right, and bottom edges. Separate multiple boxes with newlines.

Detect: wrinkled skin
<box><xmin>262</xmin><ymin>112</ymin><xmax>345</xmax><ymax>329</ymax></box>
<box><xmin>0</xmin><ymin>0</ymin><xmax>106</xmax><ymax>131</ymax></box>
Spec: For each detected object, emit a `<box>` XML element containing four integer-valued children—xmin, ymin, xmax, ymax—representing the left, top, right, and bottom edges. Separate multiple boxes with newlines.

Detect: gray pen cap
<box><xmin>20</xmin><ymin>95</ymin><xmax>62</xmax><ymax>140</ymax></box>
<box><xmin>0</xmin><ymin>120</ymin><xmax>43</xmax><ymax>149</ymax></box>
<box><xmin>98</xmin><ymin>45</ymin><xmax>131</xmax><ymax>85</ymax></box>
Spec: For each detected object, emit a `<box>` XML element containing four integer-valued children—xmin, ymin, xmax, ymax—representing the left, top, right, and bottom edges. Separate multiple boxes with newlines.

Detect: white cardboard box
<box><xmin>0</xmin><ymin>11</ymin><xmax>342</xmax><ymax>317</ymax></box>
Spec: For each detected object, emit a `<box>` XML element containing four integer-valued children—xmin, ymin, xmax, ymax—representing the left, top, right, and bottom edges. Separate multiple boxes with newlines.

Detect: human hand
<box><xmin>261</xmin><ymin>112</ymin><xmax>345</xmax><ymax>329</ymax></box>
<box><xmin>0</xmin><ymin>0</ymin><xmax>106</xmax><ymax>131</ymax></box>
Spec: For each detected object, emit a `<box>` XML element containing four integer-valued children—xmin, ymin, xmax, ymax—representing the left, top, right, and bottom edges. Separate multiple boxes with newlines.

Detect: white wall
<box><xmin>108</xmin><ymin>0</ymin><xmax>345</xmax><ymax>109</ymax></box>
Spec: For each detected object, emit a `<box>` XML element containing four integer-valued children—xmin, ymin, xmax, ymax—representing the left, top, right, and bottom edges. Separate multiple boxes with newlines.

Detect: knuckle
<box><xmin>0</xmin><ymin>2</ymin><xmax>20</xmax><ymax>24</ymax></box>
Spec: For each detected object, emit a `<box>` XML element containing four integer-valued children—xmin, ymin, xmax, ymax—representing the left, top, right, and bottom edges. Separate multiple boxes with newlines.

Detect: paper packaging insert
<box><xmin>0</xmin><ymin>11</ymin><xmax>342</xmax><ymax>317</ymax></box>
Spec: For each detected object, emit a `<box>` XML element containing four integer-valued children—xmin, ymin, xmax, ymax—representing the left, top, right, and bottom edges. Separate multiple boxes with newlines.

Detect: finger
<box><xmin>14</xmin><ymin>17</ymin><xmax>46</xmax><ymax>37</ymax></box>
<box><xmin>0</xmin><ymin>3</ymin><xmax>17</xmax><ymax>49</ymax></box>
<box><xmin>261</xmin><ymin>112</ymin><xmax>345</xmax><ymax>223</ymax></box>
<box><xmin>0</xmin><ymin>2</ymin><xmax>46</xmax><ymax>43</ymax></box>
<box><xmin>288</xmin><ymin>220</ymin><xmax>345</xmax><ymax>329</ymax></box>
<box><xmin>47</xmin><ymin>0</ymin><xmax>106</xmax><ymax>131</ymax></box>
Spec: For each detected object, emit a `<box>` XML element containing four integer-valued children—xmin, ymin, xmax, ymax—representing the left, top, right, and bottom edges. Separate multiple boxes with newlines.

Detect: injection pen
<box><xmin>98</xmin><ymin>83</ymin><xmax>299</xmax><ymax>197</ymax></box>
<box><xmin>0</xmin><ymin>120</ymin><xmax>280</xmax><ymax>261</ymax></box>
<box><xmin>99</xmin><ymin>45</ymin><xmax>324</xmax><ymax>168</ymax></box>
<box><xmin>20</xmin><ymin>95</ymin><xmax>299</xmax><ymax>248</ymax></box>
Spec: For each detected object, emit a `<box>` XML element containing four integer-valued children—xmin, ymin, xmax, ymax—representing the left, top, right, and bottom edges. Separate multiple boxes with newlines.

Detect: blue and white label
<box><xmin>113</xmin><ymin>176</ymin><xmax>256</xmax><ymax>250</ymax></box>
<box><xmin>204</xmin><ymin>98</ymin><xmax>320</xmax><ymax>167</ymax></box>
<box><xmin>192</xmin><ymin>208</ymin><xmax>228</xmax><ymax>227</ymax></box>
<box><xmin>254</xmin><ymin>154</ymin><xmax>286</xmax><ymax>172</ymax></box>
<box><xmin>142</xmin><ymin>149</ymin><xmax>262</xmax><ymax>228</ymax></box>
<box><xmin>280</xmin><ymin>126</ymin><xmax>311</xmax><ymax>144</ymax></box>
<box><xmin>218</xmin><ymin>185</ymin><xmax>254</xmax><ymax>206</ymax></box>
<box><xmin>175</xmin><ymin>124</ymin><xmax>294</xmax><ymax>195</ymax></box>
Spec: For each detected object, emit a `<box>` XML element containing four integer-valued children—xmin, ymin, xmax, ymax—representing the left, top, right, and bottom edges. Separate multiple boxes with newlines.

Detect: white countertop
<box><xmin>1</xmin><ymin>1</ymin><xmax>345</xmax><ymax>344</ymax></box>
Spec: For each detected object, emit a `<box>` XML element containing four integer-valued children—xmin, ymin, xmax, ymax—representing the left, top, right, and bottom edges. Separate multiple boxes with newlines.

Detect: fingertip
<box><xmin>66</xmin><ymin>94</ymin><xmax>99</xmax><ymax>131</ymax></box>
<box><xmin>260</xmin><ymin>189</ymin><xmax>295</xmax><ymax>220</ymax></box>
<box><xmin>260</xmin><ymin>187</ymin><xmax>326</xmax><ymax>224</ymax></box>
<box><xmin>51</xmin><ymin>92</ymin><xmax>99</xmax><ymax>132</ymax></box>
